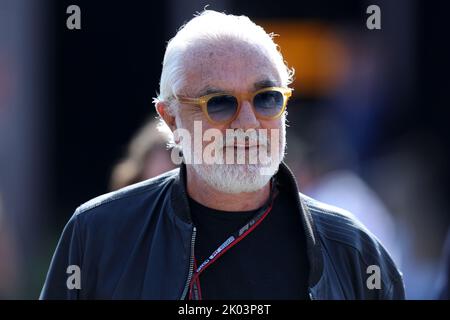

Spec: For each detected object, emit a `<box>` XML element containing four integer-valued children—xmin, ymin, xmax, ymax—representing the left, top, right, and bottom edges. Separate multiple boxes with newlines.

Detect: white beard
<box><xmin>178</xmin><ymin>119</ymin><xmax>286</xmax><ymax>194</ymax></box>
<box><xmin>191</xmin><ymin>162</ymin><xmax>276</xmax><ymax>193</ymax></box>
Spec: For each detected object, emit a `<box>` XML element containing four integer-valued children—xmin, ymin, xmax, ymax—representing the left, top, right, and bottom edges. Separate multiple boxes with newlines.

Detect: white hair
<box><xmin>153</xmin><ymin>10</ymin><xmax>294</xmax><ymax>145</ymax></box>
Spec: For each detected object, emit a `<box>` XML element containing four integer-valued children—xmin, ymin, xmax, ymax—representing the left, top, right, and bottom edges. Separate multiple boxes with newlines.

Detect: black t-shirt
<box><xmin>188</xmin><ymin>184</ymin><xmax>309</xmax><ymax>300</ymax></box>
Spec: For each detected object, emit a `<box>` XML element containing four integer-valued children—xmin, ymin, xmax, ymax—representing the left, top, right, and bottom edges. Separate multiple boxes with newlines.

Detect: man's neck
<box><xmin>186</xmin><ymin>166</ymin><xmax>271</xmax><ymax>212</ymax></box>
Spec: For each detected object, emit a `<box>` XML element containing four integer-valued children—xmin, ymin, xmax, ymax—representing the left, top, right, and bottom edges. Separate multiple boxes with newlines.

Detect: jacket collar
<box><xmin>170</xmin><ymin>161</ymin><xmax>324</xmax><ymax>288</ymax></box>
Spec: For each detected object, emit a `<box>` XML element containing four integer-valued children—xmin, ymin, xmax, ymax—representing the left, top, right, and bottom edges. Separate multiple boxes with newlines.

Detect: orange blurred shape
<box><xmin>258</xmin><ymin>20</ymin><xmax>350</xmax><ymax>97</ymax></box>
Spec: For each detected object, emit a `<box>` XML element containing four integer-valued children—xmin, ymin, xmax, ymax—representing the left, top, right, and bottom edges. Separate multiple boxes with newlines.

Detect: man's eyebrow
<box><xmin>254</xmin><ymin>79</ymin><xmax>280</xmax><ymax>89</ymax></box>
<box><xmin>196</xmin><ymin>86</ymin><xmax>224</xmax><ymax>97</ymax></box>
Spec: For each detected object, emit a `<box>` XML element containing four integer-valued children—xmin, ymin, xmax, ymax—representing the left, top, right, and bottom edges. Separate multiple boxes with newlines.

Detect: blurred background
<box><xmin>0</xmin><ymin>0</ymin><xmax>449</xmax><ymax>299</ymax></box>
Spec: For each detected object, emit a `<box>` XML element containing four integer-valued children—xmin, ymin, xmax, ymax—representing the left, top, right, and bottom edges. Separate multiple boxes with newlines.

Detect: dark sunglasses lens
<box><xmin>253</xmin><ymin>90</ymin><xmax>284</xmax><ymax>117</ymax></box>
<box><xmin>206</xmin><ymin>95</ymin><xmax>238</xmax><ymax>122</ymax></box>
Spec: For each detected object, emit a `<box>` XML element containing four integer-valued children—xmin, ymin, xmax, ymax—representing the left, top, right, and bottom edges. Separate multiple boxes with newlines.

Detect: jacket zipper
<box><xmin>180</xmin><ymin>226</ymin><xmax>197</xmax><ymax>300</ymax></box>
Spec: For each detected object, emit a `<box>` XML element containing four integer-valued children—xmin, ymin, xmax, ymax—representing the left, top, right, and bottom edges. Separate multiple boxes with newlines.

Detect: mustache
<box><xmin>222</xmin><ymin>130</ymin><xmax>270</xmax><ymax>148</ymax></box>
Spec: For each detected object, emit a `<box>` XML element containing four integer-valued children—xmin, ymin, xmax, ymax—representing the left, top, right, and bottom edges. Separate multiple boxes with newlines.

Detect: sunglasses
<box><xmin>175</xmin><ymin>86</ymin><xmax>292</xmax><ymax>125</ymax></box>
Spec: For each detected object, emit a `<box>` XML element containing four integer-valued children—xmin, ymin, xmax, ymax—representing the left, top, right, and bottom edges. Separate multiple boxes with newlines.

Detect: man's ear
<box><xmin>155</xmin><ymin>101</ymin><xmax>177</xmax><ymax>131</ymax></box>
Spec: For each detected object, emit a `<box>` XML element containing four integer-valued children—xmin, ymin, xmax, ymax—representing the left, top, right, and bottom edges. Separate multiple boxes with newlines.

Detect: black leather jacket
<box><xmin>40</xmin><ymin>162</ymin><xmax>405</xmax><ymax>299</ymax></box>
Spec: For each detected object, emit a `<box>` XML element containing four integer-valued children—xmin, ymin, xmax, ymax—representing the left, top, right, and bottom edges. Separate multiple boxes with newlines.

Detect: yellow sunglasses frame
<box><xmin>175</xmin><ymin>86</ymin><xmax>293</xmax><ymax>125</ymax></box>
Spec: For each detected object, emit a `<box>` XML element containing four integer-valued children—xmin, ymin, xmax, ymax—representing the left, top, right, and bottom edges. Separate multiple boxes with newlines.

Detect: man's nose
<box><xmin>229</xmin><ymin>100</ymin><xmax>260</xmax><ymax>130</ymax></box>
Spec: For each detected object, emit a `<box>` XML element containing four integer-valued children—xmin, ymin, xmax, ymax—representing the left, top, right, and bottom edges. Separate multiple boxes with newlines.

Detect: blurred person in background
<box><xmin>109</xmin><ymin>118</ymin><xmax>176</xmax><ymax>191</ymax></box>
<box><xmin>367</xmin><ymin>136</ymin><xmax>448</xmax><ymax>299</ymax></box>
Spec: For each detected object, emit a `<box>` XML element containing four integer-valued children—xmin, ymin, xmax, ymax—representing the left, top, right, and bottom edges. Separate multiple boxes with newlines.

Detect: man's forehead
<box><xmin>181</xmin><ymin>45</ymin><xmax>281</xmax><ymax>96</ymax></box>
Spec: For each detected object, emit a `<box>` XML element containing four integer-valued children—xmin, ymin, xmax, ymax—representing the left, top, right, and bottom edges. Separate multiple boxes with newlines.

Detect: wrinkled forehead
<box><xmin>179</xmin><ymin>40</ymin><xmax>282</xmax><ymax>97</ymax></box>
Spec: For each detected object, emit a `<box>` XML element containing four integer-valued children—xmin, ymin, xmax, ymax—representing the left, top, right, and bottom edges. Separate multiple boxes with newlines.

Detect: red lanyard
<box><xmin>188</xmin><ymin>180</ymin><xmax>278</xmax><ymax>300</ymax></box>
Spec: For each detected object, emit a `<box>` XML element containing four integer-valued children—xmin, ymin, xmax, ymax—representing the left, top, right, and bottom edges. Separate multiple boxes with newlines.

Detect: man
<box><xmin>40</xmin><ymin>10</ymin><xmax>405</xmax><ymax>300</ymax></box>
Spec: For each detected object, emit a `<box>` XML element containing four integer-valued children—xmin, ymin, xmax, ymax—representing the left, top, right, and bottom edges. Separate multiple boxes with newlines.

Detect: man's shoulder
<box><xmin>300</xmin><ymin>193</ymin><xmax>368</xmax><ymax>241</ymax></box>
<box><xmin>73</xmin><ymin>168</ymin><xmax>179</xmax><ymax>224</ymax></box>
<box><xmin>300</xmin><ymin>193</ymin><xmax>402</xmax><ymax>281</ymax></box>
